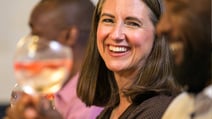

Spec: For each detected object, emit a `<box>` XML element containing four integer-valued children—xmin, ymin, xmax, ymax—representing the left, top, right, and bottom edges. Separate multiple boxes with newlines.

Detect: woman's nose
<box><xmin>109</xmin><ymin>23</ymin><xmax>125</xmax><ymax>41</ymax></box>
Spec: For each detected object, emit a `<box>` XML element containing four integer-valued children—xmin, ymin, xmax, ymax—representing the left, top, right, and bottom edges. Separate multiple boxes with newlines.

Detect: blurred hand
<box><xmin>4</xmin><ymin>92</ymin><xmax>62</xmax><ymax>119</ymax></box>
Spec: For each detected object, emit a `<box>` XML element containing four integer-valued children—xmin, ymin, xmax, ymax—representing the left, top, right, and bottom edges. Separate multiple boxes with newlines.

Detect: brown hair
<box><xmin>77</xmin><ymin>0</ymin><xmax>178</xmax><ymax>107</ymax></box>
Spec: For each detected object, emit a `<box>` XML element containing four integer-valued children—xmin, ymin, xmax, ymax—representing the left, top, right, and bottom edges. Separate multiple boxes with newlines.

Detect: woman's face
<box><xmin>97</xmin><ymin>0</ymin><xmax>155</xmax><ymax>73</ymax></box>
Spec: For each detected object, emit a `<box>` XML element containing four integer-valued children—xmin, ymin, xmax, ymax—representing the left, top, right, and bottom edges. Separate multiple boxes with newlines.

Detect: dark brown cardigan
<box><xmin>97</xmin><ymin>95</ymin><xmax>174</xmax><ymax>119</ymax></box>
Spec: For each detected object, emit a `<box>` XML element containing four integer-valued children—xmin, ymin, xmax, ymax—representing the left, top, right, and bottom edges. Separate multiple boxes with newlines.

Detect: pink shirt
<box><xmin>55</xmin><ymin>73</ymin><xmax>103</xmax><ymax>119</ymax></box>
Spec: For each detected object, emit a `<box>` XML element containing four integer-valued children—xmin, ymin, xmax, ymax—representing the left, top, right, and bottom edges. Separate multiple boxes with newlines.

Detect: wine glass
<box><xmin>13</xmin><ymin>34</ymin><xmax>73</xmax><ymax>108</ymax></box>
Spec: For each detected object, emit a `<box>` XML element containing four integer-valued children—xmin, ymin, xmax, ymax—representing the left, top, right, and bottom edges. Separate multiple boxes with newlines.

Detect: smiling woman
<box><xmin>97</xmin><ymin>0</ymin><xmax>155</xmax><ymax>72</ymax></box>
<box><xmin>77</xmin><ymin>0</ymin><xmax>180</xmax><ymax>118</ymax></box>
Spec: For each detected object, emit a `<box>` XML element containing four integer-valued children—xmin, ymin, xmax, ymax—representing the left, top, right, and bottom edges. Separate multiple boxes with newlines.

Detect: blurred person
<box><xmin>4</xmin><ymin>0</ymin><xmax>103</xmax><ymax>119</ymax></box>
<box><xmin>77</xmin><ymin>0</ymin><xmax>179</xmax><ymax>118</ymax></box>
<box><xmin>157</xmin><ymin>0</ymin><xmax>212</xmax><ymax>118</ymax></box>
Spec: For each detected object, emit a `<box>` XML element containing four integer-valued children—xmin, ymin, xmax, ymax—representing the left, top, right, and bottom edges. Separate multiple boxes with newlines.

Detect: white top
<box><xmin>162</xmin><ymin>85</ymin><xmax>212</xmax><ymax>119</ymax></box>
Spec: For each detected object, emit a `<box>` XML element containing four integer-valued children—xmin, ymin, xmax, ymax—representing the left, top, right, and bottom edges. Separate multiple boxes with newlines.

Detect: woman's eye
<box><xmin>126</xmin><ymin>21</ymin><xmax>141</xmax><ymax>28</ymax></box>
<box><xmin>101</xmin><ymin>18</ymin><xmax>114</xmax><ymax>24</ymax></box>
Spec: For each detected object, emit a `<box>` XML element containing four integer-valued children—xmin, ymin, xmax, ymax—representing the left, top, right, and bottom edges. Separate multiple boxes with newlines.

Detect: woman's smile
<box><xmin>107</xmin><ymin>44</ymin><xmax>130</xmax><ymax>56</ymax></box>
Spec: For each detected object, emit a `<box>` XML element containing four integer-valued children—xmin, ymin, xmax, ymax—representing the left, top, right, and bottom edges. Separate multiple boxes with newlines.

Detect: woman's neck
<box><xmin>114</xmin><ymin>69</ymin><xmax>138</xmax><ymax>89</ymax></box>
<box><xmin>111</xmin><ymin>73</ymin><xmax>134</xmax><ymax>119</ymax></box>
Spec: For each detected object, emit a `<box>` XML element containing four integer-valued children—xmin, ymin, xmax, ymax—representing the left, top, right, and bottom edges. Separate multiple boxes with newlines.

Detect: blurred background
<box><xmin>0</xmin><ymin>0</ymin><xmax>39</xmax><ymax>105</ymax></box>
<box><xmin>0</xmin><ymin>0</ymin><xmax>98</xmax><ymax>117</ymax></box>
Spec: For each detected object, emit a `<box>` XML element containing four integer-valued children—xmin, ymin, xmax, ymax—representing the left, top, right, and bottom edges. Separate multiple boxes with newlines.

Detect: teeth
<box><xmin>109</xmin><ymin>45</ymin><xmax>127</xmax><ymax>52</ymax></box>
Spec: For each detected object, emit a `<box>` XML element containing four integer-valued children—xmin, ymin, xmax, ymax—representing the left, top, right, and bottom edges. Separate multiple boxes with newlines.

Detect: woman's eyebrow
<box><xmin>100</xmin><ymin>13</ymin><xmax>114</xmax><ymax>18</ymax></box>
<box><xmin>126</xmin><ymin>16</ymin><xmax>142</xmax><ymax>22</ymax></box>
